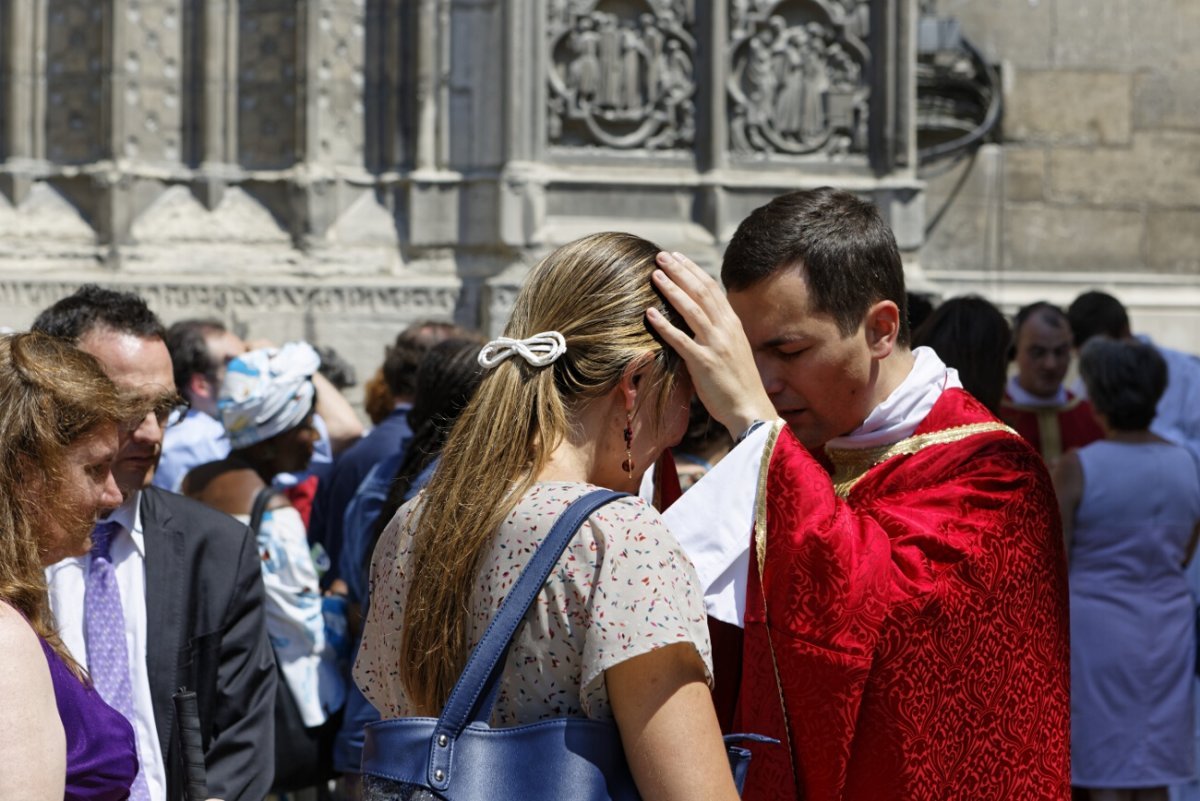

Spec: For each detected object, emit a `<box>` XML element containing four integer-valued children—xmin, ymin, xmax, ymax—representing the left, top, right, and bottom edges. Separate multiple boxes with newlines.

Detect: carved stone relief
<box><xmin>124</xmin><ymin>0</ymin><xmax>185</xmax><ymax>164</ymax></box>
<box><xmin>45</xmin><ymin>1</ymin><xmax>106</xmax><ymax>164</ymax></box>
<box><xmin>238</xmin><ymin>0</ymin><xmax>300</xmax><ymax>169</ymax></box>
<box><xmin>547</xmin><ymin>0</ymin><xmax>696</xmax><ymax>151</ymax></box>
<box><xmin>0</xmin><ymin>278</ymin><xmax>460</xmax><ymax>318</ymax></box>
<box><xmin>728</xmin><ymin>0</ymin><xmax>870</xmax><ymax>159</ymax></box>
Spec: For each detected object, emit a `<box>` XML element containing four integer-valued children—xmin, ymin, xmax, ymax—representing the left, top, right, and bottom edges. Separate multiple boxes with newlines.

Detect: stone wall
<box><xmin>0</xmin><ymin>0</ymin><xmax>924</xmax><ymax>400</ymax></box>
<box><xmin>923</xmin><ymin>0</ymin><xmax>1200</xmax><ymax>349</ymax></box>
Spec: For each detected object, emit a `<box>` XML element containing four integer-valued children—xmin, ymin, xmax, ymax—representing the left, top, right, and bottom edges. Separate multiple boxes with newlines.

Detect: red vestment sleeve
<box><xmin>737</xmin><ymin>396</ymin><xmax>1071</xmax><ymax>801</ymax></box>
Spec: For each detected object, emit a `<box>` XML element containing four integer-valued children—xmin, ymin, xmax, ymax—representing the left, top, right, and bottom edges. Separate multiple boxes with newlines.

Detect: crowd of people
<box><xmin>2</xmin><ymin>186</ymin><xmax>1199</xmax><ymax>801</ymax></box>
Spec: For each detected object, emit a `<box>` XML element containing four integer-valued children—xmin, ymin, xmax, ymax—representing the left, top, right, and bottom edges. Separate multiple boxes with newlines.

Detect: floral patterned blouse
<box><xmin>354</xmin><ymin>481</ymin><xmax>713</xmax><ymax>724</ymax></box>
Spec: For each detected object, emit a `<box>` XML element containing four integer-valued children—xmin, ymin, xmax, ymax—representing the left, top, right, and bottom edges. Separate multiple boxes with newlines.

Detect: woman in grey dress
<box><xmin>1055</xmin><ymin>337</ymin><xmax>1200</xmax><ymax>801</ymax></box>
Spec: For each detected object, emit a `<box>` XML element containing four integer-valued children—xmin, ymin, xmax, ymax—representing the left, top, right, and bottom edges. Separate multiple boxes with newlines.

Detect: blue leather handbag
<box><xmin>361</xmin><ymin>489</ymin><xmax>773</xmax><ymax>800</ymax></box>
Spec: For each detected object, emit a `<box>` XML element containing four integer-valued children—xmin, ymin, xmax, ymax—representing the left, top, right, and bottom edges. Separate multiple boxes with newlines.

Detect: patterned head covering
<box><xmin>219</xmin><ymin>341</ymin><xmax>321</xmax><ymax>449</ymax></box>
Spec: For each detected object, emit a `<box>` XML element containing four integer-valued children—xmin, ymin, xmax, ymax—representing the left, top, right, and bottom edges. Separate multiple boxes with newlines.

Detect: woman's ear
<box><xmin>617</xmin><ymin>353</ymin><xmax>656</xmax><ymax>412</ymax></box>
<box><xmin>864</xmin><ymin>300</ymin><xmax>901</xmax><ymax>359</ymax></box>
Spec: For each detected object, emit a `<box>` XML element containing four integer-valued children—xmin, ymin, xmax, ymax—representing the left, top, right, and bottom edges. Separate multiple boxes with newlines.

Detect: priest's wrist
<box><xmin>734</xmin><ymin>419</ymin><xmax>768</xmax><ymax>445</ymax></box>
<box><xmin>724</xmin><ymin>405</ymin><xmax>776</xmax><ymax>444</ymax></box>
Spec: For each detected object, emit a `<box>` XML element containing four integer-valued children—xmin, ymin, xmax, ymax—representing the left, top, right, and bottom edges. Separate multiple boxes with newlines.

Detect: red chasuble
<box><xmin>736</xmin><ymin>388</ymin><xmax>1070</xmax><ymax>801</ymax></box>
<box><xmin>1000</xmin><ymin>390</ymin><xmax>1104</xmax><ymax>462</ymax></box>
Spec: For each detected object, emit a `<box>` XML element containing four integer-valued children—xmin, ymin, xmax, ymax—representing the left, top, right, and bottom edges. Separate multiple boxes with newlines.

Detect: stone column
<box><xmin>192</xmin><ymin>0</ymin><xmax>239</xmax><ymax>208</ymax></box>
<box><xmin>97</xmin><ymin>0</ymin><xmax>130</xmax><ymax>250</ymax></box>
<box><xmin>1</xmin><ymin>0</ymin><xmax>48</xmax><ymax>203</ymax></box>
<box><xmin>412</xmin><ymin>0</ymin><xmax>453</xmax><ymax>174</ymax></box>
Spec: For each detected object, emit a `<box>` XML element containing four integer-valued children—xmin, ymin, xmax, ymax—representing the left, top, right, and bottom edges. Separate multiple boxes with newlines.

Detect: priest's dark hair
<box><xmin>721</xmin><ymin>186</ymin><xmax>910</xmax><ymax>345</ymax></box>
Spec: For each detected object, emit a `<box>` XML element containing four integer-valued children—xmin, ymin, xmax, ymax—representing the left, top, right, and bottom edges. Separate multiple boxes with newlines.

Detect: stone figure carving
<box><xmin>642</xmin><ymin>15</ymin><xmax>665</xmax><ymax>105</ymax></box>
<box><xmin>548</xmin><ymin>0</ymin><xmax>696</xmax><ymax>151</ymax></box>
<box><xmin>569</xmin><ymin>18</ymin><xmax>602</xmax><ymax>103</ymax></box>
<box><xmin>728</xmin><ymin>1</ymin><xmax>869</xmax><ymax>159</ymax></box>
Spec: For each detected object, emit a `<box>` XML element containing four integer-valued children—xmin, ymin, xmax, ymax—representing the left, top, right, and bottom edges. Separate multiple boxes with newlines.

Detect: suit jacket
<box><xmin>140</xmin><ymin>486</ymin><xmax>277</xmax><ymax>801</ymax></box>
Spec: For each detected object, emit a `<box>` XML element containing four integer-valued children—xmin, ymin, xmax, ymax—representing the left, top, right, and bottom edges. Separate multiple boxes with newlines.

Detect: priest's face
<box><xmin>1014</xmin><ymin>310</ymin><xmax>1073</xmax><ymax>400</ymax></box>
<box><xmin>728</xmin><ymin>268</ymin><xmax>881</xmax><ymax>451</ymax></box>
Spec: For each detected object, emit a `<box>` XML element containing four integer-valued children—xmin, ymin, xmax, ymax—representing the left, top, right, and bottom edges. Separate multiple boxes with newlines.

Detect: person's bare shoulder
<box><xmin>0</xmin><ymin>600</ymin><xmax>46</xmax><ymax>663</ymax></box>
<box><xmin>182</xmin><ymin>460</ymin><xmax>267</xmax><ymax>517</ymax></box>
<box><xmin>0</xmin><ymin>601</ymin><xmax>66</xmax><ymax>801</ymax></box>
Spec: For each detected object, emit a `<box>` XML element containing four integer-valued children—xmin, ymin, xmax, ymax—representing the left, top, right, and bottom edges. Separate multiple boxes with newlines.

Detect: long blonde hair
<box><xmin>0</xmin><ymin>332</ymin><xmax>138</xmax><ymax>677</ymax></box>
<box><xmin>400</xmin><ymin>232</ymin><xmax>687</xmax><ymax>712</ymax></box>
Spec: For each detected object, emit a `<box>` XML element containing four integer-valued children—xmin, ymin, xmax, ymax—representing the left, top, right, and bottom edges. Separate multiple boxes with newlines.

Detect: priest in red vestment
<box><xmin>1000</xmin><ymin>301</ymin><xmax>1104</xmax><ymax>461</ymax></box>
<box><xmin>647</xmin><ymin>188</ymin><xmax>1071</xmax><ymax>801</ymax></box>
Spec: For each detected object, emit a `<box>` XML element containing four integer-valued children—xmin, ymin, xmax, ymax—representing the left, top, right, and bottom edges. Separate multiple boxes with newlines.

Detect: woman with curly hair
<box><xmin>0</xmin><ymin>332</ymin><xmax>142</xmax><ymax>800</ymax></box>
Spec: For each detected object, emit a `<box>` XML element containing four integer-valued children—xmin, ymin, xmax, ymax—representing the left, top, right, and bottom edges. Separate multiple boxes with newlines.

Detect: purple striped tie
<box><xmin>86</xmin><ymin>521</ymin><xmax>150</xmax><ymax>801</ymax></box>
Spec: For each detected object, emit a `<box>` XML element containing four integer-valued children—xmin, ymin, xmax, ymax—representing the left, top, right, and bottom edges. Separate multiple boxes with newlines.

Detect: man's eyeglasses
<box><xmin>152</xmin><ymin>394</ymin><xmax>191</xmax><ymax>428</ymax></box>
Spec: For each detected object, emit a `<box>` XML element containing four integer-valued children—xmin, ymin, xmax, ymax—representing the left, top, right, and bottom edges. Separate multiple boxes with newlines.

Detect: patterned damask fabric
<box><xmin>736</xmin><ymin>388</ymin><xmax>1071</xmax><ymax>801</ymax></box>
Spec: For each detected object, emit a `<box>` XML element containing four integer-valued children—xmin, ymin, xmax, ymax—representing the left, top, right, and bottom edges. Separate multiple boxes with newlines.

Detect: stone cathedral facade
<box><xmin>1</xmin><ymin>0</ymin><xmax>923</xmax><ymax>377</ymax></box>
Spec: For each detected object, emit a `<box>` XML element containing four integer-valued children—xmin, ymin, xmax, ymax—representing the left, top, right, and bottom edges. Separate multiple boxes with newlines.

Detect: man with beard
<box><xmin>34</xmin><ymin>286</ymin><xmax>276</xmax><ymax>801</ymax></box>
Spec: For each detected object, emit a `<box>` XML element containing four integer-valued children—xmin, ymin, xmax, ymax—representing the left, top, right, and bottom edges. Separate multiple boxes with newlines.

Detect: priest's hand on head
<box><xmin>646</xmin><ymin>251</ymin><xmax>776</xmax><ymax>439</ymax></box>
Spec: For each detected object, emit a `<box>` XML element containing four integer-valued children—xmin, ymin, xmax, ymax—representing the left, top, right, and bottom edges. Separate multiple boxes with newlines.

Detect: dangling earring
<box><xmin>621</xmin><ymin>414</ymin><xmax>634</xmax><ymax>478</ymax></box>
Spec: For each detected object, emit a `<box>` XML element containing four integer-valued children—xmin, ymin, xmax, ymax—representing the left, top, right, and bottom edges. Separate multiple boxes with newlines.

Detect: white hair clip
<box><xmin>477</xmin><ymin>331</ymin><xmax>567</xmax><ymax>369</ymax></box>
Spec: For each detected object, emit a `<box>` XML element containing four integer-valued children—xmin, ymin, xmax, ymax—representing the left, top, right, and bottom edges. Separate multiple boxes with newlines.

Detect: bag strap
<box><xmin>427</xmin><ymin>488</ymin><xmax>627</xmax><ymax>790</ymax></box>
<box><xmin>249</xmin><ymin>487</ymin><xmax>279</xmax><ymax>534</ymax></box>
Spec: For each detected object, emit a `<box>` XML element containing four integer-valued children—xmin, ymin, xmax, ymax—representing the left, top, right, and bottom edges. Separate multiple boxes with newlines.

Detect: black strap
<box><xmin>249</xmin><ymin>487</ymin><xmax>279</xmax><ymax>534</ymax></box>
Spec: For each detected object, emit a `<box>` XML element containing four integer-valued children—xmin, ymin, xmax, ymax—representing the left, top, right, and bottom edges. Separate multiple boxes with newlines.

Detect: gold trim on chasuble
<box><xmin>1035</xmin><ymin>410</ymin><xmax>1063</xmax><ymax>462</ymax></box>
<box><xmin>825</xmin><ymin>421</ymin><xmax>1017</xmax><ymax>499</ymax></box>
<box><xmin>749</xmin><ymin>420</ymin><xmax>801</xmax><ymax>796</ymax></box>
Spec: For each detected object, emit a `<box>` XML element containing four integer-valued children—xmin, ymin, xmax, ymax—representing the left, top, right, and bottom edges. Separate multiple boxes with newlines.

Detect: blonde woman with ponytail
<box><xmin>355</xmin><ymin>233</ymin><xmax>741</xmax><ymax>801</ymax></box>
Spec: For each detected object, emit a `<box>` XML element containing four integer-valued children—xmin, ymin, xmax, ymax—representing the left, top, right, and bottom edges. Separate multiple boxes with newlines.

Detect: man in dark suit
<box><xmin>35</xmin><ymin>286</ymin><xmax>276</xmax><ymax>801</ymax></box>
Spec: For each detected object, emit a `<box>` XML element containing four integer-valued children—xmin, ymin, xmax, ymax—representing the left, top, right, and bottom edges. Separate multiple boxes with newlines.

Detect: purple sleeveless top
<box><xmin>39</xmin><ymin>639</ymin><xmax>139</xmax><ymax>801</ymax></box>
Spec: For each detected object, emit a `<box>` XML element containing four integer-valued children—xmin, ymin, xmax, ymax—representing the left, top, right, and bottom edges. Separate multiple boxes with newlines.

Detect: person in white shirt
<box><xmin>1068</xmin><ymin>290</ymin><xmax>1200</xmax><ymax>467</ymax></box>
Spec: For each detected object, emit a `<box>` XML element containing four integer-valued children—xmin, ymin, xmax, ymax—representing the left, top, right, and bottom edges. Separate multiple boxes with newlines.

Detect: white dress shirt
<box><xmin>47</xmin><ymin>491</ymin><xmax>168</xmax><ymax>801</ymax></box>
